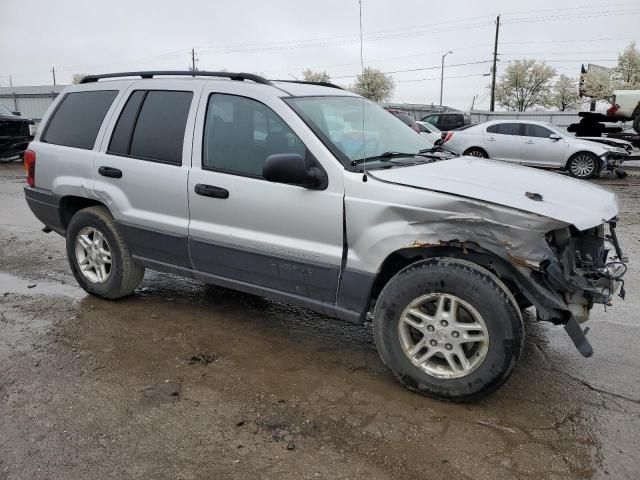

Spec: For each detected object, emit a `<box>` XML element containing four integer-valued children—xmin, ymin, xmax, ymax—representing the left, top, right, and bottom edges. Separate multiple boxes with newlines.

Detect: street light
<box><xmin>440</xmin><ymin>50</ymin><xmax>453</xmax><ymax>107</ymax></box>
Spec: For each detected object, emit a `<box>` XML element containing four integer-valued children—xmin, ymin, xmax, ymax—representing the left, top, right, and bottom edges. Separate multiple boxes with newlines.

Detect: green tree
<box><xmin>495</xmin><ymin>59</ymin><xmax>556</xmax><ymax>111</ymax></box>
<box><xmin>550</xmin><ymin>75</ymin><xmax>580</xmax><ymax>111</ymax></box>
<box><xmin>612</xmin><ymin>41</ymin><xmax>640</xmax><ymax>89</ymax></box>
<box><xmin>302</xmin><ymin>69</ymin><xmax>331</xmax><ymax>83</ymax></box>
<box><xmin>351</xmin><ymin>67</ymin><xmax>395</xmax><ymax>102</ymax></box>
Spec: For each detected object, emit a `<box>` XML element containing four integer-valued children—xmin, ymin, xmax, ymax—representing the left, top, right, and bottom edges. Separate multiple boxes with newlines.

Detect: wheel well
<box><xmin>565</xmin><ymin>150</ymin><xmax>599</xmax><ymax>170</ymax></box>
<box><xmin>369</xmin><ymin>245</ymin><xmax>526</xmax><ymax>308</ymax></box>
<box><xmin>59</xmin><ymin>196</ymin><xmax>104</xmax><ymax>230</ymax></box>
<box><xmin>463</xmin><ymin>146</ymin><xmax>488</xmax><ymax>157</ymax></box>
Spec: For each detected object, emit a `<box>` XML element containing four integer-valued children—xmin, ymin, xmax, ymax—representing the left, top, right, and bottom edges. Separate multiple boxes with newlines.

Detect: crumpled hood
<box><xmin>368</xmin><ymin>157</ymin><xmax>618</xmax><ymax>230</ymax></box>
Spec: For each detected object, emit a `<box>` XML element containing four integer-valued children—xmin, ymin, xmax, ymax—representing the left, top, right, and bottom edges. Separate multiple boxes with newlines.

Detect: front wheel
<box><xmin>567</xmin><ymin>152</ymin><xmax>599</xmax><ymax>179</ymax></box>
<box><xmin>463</xmin><ymin>147</ymin><xmax>488</xmax><ymax>158</ymax></box>
<box><xmin>66</xmin><ymin>206</ymin><xmax>145</xmax><ymax>299</ymax></box>
<box><xmin>374</xmin><ymin>258</ymin><xmax>524</xmax><ymax>402</ymax></box>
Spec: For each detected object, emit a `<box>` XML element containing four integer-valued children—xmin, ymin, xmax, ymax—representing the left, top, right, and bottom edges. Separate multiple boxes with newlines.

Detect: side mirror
<box><xmin>263</xmin><ymin>153</ymin><xmax>327</xmax><ymax>190</ymax></box>
<box><xmin>12</xmin><ymin>111</ymin><xmax>21</xmax><ymax>116</ymax></box>
<box><xmin>549</xmin><ymin>134</ymin><xmax>561</xmax><ymax>141</ymax></box>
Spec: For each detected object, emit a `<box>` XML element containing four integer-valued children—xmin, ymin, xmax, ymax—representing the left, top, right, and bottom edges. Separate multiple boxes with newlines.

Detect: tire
<box><xmin>633</xmin><ymin>114</ymin><xmax>640</xmax><ymax>134</ymax></box>
<box><xmin>463</xmin><ymin>147</ymin><xmax>488</xmax><ymax>158</ymax></box>
<box><xmin>373</xmin><ymin>257</ymin><xmax>524</xmax><ymax>402</ymax></box>
<box><xmin>66</xmin><ymin>205</ymin><xmax>145</xmax><ymax>299</ymax></box>
<box><xmin>567</xmin><ymin>152</ymin><xmax>599</xmax><ymax>179</ymax></box>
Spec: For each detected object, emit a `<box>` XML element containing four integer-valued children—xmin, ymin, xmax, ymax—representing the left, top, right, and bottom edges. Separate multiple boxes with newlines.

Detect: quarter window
<box><xmin>108</xmin><ymin>90</ymin><xmax>193</xmax><ymax>165</ymax></box>
<box><xmin>42</xmin><ymin>90</ymin><xmax>117</xmax><ymax>149</ymax></box>
<box><xmin>202</xmin><ymin>94</ymin><xmax>305</xmax><ymax>177</ymax></box>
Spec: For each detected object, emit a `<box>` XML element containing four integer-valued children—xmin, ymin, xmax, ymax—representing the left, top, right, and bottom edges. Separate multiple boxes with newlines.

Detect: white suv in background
<box><xmin>443</xmin><ymin>120</ymin><xmax>629</xmax><ymax>179</ymax></box>
<box><xmin>23</xmin><ymin>71</ymin><xmax>626</xmax><ymax>401</ymax></box>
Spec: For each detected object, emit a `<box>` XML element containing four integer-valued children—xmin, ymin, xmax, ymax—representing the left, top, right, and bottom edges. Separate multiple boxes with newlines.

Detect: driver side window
<box><xmin>202</xmin><ymin>94</ymin><xmax>305</xmax><ymax>177</ymax></box>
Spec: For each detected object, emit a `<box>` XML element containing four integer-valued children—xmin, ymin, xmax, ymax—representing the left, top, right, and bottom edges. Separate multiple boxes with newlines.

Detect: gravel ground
<box><xmin>1</xmin><ymin>161</ymin><xmax>639</xmax><ymax>480</ymax></box>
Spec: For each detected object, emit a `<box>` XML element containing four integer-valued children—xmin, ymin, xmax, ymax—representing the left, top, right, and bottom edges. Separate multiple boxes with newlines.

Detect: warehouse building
<box><xmin>0</xmin><ymin>85</ymin><xmax>67</xmax><ymax>125</ymax></box>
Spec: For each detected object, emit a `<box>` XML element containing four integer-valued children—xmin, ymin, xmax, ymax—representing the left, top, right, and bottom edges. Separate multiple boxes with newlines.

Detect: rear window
<box><xmin>42</xmin><ymin>90</ymin><xmax>118</xmax><ymax>149</ymax></box>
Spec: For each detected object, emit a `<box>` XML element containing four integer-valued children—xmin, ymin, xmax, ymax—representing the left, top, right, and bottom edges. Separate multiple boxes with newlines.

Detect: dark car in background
<box><xmin>0</xmin><ymin>103</ymin><xmax>36</xmax><ymax>162</ymax></box>
<box><xmin>421</xmin><ymin>112</ymin><xmax>470</xmax><ymax>131</ymax></box>
<box><xmin>386</xmin><ymin>108</ymin><xmax>420</xmax><ymax>133</ymax></box>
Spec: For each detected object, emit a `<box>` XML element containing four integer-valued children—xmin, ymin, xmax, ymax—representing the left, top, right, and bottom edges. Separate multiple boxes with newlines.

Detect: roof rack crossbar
<box><xmin>79</xmin><ymin>71</ymin><xmax>273</xmax><ymax>85</ymax></box>
<box><xmin>270</xmin><ymin>79</ymin><xmax>344</xmax><ymax>90</ymax></box>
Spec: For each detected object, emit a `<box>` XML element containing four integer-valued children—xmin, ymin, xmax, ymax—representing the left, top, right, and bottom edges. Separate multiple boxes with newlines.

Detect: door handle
<box><xmin>525</xmin><ymin>140</ymin><xmax>535</xmax><ymax>144</ymax></box>
<box><xmin>195</xmin><ymin>183</ymin><xmax>229</xmax><ymax>199</ymax></box>
<box><xmin>98</xmin><ymin>166</ymin><xmax>122</xmax><ymax>178</ymax></box>
<box><xmin>487</xmin><ymin>136</ymin><xmax>496</xmax><ymax>141</ymax></box>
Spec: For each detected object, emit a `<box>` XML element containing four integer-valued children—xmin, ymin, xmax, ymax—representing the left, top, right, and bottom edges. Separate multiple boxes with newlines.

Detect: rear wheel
<box><xmin>374</xmin><ymin>258</ymin><xmax>524</xmax><ymax>402</ymax></box>
<box><xmin>66</xmin><ymin>206</ymin><xmax>145</xmax><ymax>299</ymax></box>
<box><xmin>463</xmin><ymin>147</ymin><xmax>488</xmax><ymax>158</ymax></box>
<box><xmin>633</xmin><ymin>114</ymin><xmax>640</xmax><ymax>134</ymax></box>
<box><xmin>567</xmin><ymin>152</ymin><xmax>599</xmax><ymax>179</ymax></box>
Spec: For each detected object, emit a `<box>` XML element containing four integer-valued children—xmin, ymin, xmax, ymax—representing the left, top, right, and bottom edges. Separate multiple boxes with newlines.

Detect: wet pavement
<box><xmin>1</xmin><ymin>161</ymin><xmax>639</xmax><ymax>479</ymax></box>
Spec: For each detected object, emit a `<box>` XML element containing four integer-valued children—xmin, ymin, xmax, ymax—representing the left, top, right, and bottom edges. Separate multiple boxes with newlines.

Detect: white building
<box><xmin>0</xmin><ymin>85</ymin><xmax>67</xmax><ymax>124</ymax></box>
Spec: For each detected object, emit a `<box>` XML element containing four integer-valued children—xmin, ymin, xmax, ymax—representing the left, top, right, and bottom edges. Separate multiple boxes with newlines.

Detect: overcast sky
<box><xmin>1</xmin><ymin>0</ymin><xmax>638</xmax><ymax>110</ymax></box>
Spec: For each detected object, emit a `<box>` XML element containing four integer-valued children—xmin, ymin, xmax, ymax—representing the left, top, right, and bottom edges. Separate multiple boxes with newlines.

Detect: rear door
<box><xmin>187</xmin><ymin>84</ymin><xmax>345</xmax><ymax>303</ymax></box>
<box><xmin>93</xmin><ymin>80</ymin><xmax>202</xmax><ymax>267</ymax></box>
<box><xmin>520</xmin><ymin>123</ymin><xmax>567</xmax><ymax>167</ymax></box>
<box><xmin>484</xmin><ymin>122</ymin><xmax>523</xmax><ymax>162</ymax></box>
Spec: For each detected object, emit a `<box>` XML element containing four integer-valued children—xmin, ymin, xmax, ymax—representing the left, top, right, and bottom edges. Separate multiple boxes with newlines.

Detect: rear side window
<box><xmin>487</xmin><ymin>123</ymin><xmax>522</xmax><ymax>136</ymax></box>
<box><xmin>108</xmin><ymin>90</ymin><xmax>193</xmax><ymax>165</ymax></box>
<box><xmin>42</xmin><ymin>90</ymin><xmax>117</xmax><ymax>149</ymax></box>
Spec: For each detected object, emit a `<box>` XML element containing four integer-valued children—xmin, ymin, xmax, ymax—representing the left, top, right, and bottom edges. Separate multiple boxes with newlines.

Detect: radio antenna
<box><xmin>358</xmin><ymin>0</ymin><xmax>367</xmax><ymax>182</ymax></box>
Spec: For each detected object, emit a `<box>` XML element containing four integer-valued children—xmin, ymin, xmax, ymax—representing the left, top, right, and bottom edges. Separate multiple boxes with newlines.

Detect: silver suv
<box><xmin>24</xmin><ymin>71</ymin><xmax>626</xmax><ymax>401</ymax></box>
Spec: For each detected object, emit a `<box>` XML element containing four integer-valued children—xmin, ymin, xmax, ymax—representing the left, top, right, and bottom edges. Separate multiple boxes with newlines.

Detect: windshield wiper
<box><xmin>351</xmin><ymin>151</ymin><xmax>418</xmax><ymax>165</ymax></box>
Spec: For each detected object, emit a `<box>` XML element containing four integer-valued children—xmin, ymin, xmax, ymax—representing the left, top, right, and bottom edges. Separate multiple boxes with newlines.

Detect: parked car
<box><xmin>416</xmin><ymin>121</ymin><xmax>443</xmax><ymax>144</ymax></box>
<box><xmin>420</xmin><ymin>112</ymin><xmax>470</xmax><ymax>131</ymax></box>
<box><xmin>385</xmin><ymin>108</ymin><xmax>420</xmax><ymax>133</ymax></box>
<box><xmin>24</xmin><ymin>71</ymin><xmax>626</xmax><ymax>401</ymax></box>
<box><xmin>0</xmin><ymin>103</ymin><xmax>36</xmax><ymax>162</ymax></box>
<box><xmin>442</xmin><ymin>120</ymin><xmax>629</xmax><ymax>179</ymax></box>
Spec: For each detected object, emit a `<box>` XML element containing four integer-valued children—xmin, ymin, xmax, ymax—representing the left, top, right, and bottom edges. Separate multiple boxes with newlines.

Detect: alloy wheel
<box><xmin>570</xmin><ymin>154</ymin><xmax>596</xmax><ymax>178</ymax></box>
<box><xmin>398</xmin><ymin>293</ymin><xmax>489</xmax><ymax>379</ymax></box>
<box><xmin>75</xmin><ymin>227</ymin><xmax>112</xmax><ymax>283</ymax></box>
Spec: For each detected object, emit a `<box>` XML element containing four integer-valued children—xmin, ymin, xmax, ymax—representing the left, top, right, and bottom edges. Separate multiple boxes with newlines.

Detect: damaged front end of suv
<box><xmin>536</xmin><ymin>219</ymin><xmax>627</xmax><ymax>355</ymax></box>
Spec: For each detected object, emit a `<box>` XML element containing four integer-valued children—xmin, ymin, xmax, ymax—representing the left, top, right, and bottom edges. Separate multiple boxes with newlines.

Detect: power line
<box><xmin>397</xmin><ymin>73</ymin><xmax>490</xmax><ymax>83</ymax></box>
<box><xmin>332</xmin><ymin>60</ymin><xmax>492</xmax><ymax>79</ymax></box>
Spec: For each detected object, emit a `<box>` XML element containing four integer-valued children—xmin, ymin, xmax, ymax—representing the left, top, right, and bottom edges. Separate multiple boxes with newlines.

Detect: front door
<box><xmin>187</xmin><ymin>85</ymin><xmax>345</xmax><ymax>304</ymax></box>
<box><xmin>484</xmin><ymin>122</ymin><xmax>523</xmax><ymax>162</ymax></box>
<box><xmin>520</xmin><ymin>123</ymin><xmax>567</xmax><ymax>167</ymax></box>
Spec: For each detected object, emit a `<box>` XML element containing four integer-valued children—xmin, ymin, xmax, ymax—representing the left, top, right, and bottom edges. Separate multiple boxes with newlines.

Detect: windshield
<box><xmin>0</xmin><ymin>103</ymin><xmax>13</xmax><ymax>115</ymax></box>
<box><xmin>286</xmin><ymin>96</ymin><xmax>433</xmax><ymax>167</ymax></box>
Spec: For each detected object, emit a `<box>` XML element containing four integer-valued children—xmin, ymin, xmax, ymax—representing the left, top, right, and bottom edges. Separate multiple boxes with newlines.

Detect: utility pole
<box><xmin>489</xmin><ymin>15</ymin><xmax>500</xmax><ymax>112</ymax></box>
<box><xmin>52</xmin><ymin>67</ymin><xmax>57</xmax><ymax>86</ymax></box>
<box><xmin>191</xmin><ymin>48</ymin><xmax>197</xmax><ymax>72</ymax></box>
<box><xmin>440</xmin><ymin>51</ymin><xmax>453</xmax><ymax>107</ymax></box>
<box><xmin>358</xmin><ymin>0</ymin><xmax>364</xmax><ymax>77</ymax></box>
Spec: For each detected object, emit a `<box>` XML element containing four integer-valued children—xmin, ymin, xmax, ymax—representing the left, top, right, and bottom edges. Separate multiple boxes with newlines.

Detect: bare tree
<box><xmin>550</xmin><ymin>75</ymin><xmax>580</xmax><ymax>111</ymax></box>
<box><xmin>302</xmin><ymin>69</ymin><xmax>331</xmax><ymax>83</ymax></box>
<box><xmin>495</xmin><ymin>59</ymin><xmax>556</xmax><ymax>111</ymax></box>
<box><xmin>71</xmin><ymin>73</ymin><xmax>90</xmax><ymax>85</ymax></box>
<box><xmin>351</xmin><ymin>67</ymin><xmax>394</xmax><ymax>102</ymax></box>
<box><xmin>612</xmin><ymin>41</ymin><xmax>640</xmax><ymax>89</ymax></box>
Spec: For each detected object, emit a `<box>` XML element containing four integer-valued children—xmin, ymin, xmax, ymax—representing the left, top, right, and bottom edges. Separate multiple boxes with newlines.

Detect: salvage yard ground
<box><xmin>1</xmin><ymin>161</ymin><xmax>639</xmax><ymax>479</ymax></box>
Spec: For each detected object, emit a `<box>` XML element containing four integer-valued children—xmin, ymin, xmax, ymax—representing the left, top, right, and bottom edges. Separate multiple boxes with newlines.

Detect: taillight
<box><xmin>607</xmin><ymin>104</ymin><xmax>620</xmax><ymax>117</ymax></box>
<box><xmin>24</xmin><ymin>149</ymin><xmax>36</xmax><ymax>187</ymax></box>
<box><xmin>442</xmin><ymin>132</ymin><xmax>454</xmax><ymax>143</ymax></box>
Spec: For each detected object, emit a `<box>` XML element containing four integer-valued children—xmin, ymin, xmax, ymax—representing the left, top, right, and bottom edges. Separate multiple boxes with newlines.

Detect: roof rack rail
<box><xmin>79</xmin><ymin>71</ymin><xmax>273</xmax><ymax>85</ymax></box>
<box><xmin>270</xmin><ymin>79</ymin><xmax>344</xmax><ymax>90</ymax></box>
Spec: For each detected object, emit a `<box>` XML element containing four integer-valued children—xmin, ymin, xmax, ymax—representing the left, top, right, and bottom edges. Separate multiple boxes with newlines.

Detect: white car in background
<box><xmin>416</xmin><ymin>121</ymin><xmax>443</xmax><ymax>144</ymax></box>
<box><xmin>443</xmin><ymin>120</ymin><xmax>629</xmax><ymax>179</ymax></box>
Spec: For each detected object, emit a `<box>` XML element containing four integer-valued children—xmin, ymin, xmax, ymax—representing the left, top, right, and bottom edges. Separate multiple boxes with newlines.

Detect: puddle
<box><xmin>0</xmin><ymin>272</ymin><xmax>86</xmax><ymax>300</ymax></box>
